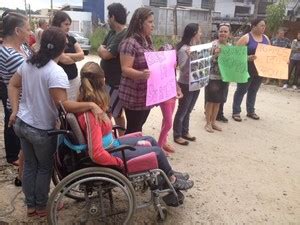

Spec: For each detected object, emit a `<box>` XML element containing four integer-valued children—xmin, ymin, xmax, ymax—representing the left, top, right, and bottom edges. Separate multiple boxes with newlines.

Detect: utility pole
<box><xmin>24</xmin><ymin>0</ymin><xmax>27</xmax><ymax>15</ymax></box>
<box><xmin>253</xmin><ymin>0</ymin><xmax>261</xmax><ymax>19</ymax></box>
<box><xmin>173</xmin><ymin>4</ymin><xmax>178</xmax><ymax>38</ymax></box>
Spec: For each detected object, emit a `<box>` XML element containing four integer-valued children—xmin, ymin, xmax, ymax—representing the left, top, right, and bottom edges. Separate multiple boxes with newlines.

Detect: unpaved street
<box><xmin>0</xmin><ymin>55</ymin><xmax>299</xmax><ymax>224</ymax></box>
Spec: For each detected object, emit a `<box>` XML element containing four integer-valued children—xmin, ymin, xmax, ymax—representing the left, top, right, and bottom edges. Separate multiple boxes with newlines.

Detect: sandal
<box><xmin>27</xmin><ymin>208</ymin><xmax>36</xmax><ymax>217</ymax></box>
<box><xmin>182</xmin><ymin>134</ymin><xmax>196</xmax><ymax>141</ymax></box>
<box><xmin>205</xmin><ymin>124</ymin><xmax>214</xmax><ymax>133</ymax></box>
<box><xmin>174</xmin><ymin>137</ymin><xmax>189</xmax><ymax>146</ymax></box>
<box><xmin>36</xmin><ymin>209</ymin><xmax>47</xmax><ymax>217</ymax></box>
<box><xmin>172</xmin><ymin>178</ymin><xmax>194</xmax><ymax>190</ymax></box>
<box><xmin>163</xmin><ymin>143</ymin><xmax>175</xmax><ymax>153</ymax></box>
<box><xmin>173</xmin><ymin>171</ymin><xmax>190</xmax><ymax>180</ymax></box>
<box><xmin>212</xmin><ymin>124</ymin><xmax>222</xmax><ymax>131</ymax></box>
<box><xmin>10</xmin><ymin>160</ymin><xmax>19</xmax><ymax>167</ymax></box>
<box><xmin>232</xmin><ymin>114</ymin><xmax>242</xmax><ymax>122</ymax></box>
<box><xmin>247</xmin><ymin>113</ymin><xmax>260</xmax><ymax>120</ymax></box>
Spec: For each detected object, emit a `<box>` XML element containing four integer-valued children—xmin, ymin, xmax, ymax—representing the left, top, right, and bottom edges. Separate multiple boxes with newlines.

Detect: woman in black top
<box><xmin>52</xmin><ymin>11</ymin><xmax>84</xmax><ymax>100</ymax></box>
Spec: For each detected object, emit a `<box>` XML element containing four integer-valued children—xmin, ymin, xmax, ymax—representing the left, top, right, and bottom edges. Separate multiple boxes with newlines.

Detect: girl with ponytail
<box><xmin>8</xmin><ymin>27</ymin><xmax>102</xmax><ymax>217</ymax></box>
<box><xmin>76</xmin><ymin>62</ymin><xmax>194</xmax><ymax>192</ymax></box>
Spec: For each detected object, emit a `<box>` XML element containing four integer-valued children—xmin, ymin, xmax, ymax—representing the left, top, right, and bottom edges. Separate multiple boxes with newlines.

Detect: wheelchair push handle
<box><xmin>48</xmin><ymin>130</ymin><xmax>71</xmax><ymax>136</ymax></box>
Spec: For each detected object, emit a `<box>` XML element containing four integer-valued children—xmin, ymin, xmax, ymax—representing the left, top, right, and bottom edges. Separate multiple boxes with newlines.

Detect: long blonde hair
<box><xmin>78</xmin><ymin>62</ymin><xmax>109</xmax><ymax>112</ymax></box>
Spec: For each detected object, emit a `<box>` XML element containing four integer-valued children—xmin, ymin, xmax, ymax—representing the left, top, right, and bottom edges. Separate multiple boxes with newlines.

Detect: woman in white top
<box><xmin>8</xmin><ymin>27</ymin><xmax>102</xmax><ymax>217</ymax></box>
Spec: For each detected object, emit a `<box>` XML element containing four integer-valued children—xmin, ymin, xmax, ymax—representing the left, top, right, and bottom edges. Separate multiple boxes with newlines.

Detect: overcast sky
<box><xmin>0</xmin><ymin>0</ymin><xmax>82</xmax><ymax>11</ymax></box>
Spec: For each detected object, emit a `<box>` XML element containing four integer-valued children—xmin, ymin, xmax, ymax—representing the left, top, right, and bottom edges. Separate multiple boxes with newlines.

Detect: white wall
<box><xmin>65</xmin><ymin>11</ymin><xmax>92</xmax><ymax>34</ymax></box>
<box><xmin>214</xmin><ymin>0</ymin><xmax>254</xmax><ymax>17</ymax></box>
<box><xmin>104</xmin><ymin>0</ymin><xmax>143</xmax><ymax>24</ymax></box>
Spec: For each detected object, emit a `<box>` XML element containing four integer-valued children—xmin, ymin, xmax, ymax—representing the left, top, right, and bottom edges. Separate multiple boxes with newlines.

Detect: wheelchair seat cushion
<box><xmin>126</xmin><ymin>152</ymin><xmax>158</xmax><ymax>174</ymax></box>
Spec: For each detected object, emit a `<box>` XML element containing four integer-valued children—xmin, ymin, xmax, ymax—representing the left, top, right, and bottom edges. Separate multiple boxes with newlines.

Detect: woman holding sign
<box><xmin>204</xmin><ymin>23</ymin><xmax>231</xmax><ymax>132</ymax></box>
<box><xmin>173</xmin><ymin>23</ymin><xmax>202</xmax><ymax>145</ymax></box>
<box><xmin>119</xmin><ymin>7</ymin><xmax>154</xmax><ymax>134</ymax></box>
<box><xmin>232</xmin><ymin>18</ymin><xmax>270</xmax><ymax>121</ymax></box>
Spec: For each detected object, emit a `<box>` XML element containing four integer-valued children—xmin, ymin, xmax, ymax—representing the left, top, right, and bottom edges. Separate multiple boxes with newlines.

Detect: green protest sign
<box><xmin>218</xmin><ymin>46</ymin><xmax>249</xmax><ymax>83</ymax></box>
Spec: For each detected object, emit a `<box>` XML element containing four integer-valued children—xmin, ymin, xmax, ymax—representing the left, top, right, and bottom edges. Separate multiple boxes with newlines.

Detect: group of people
<box><xmin>0</xmin><ymin>2</ymin><xmax>299</xmax><ymax>219</ymax></box>
<box><xmin>266</xmin><ymin>28</ymin><xmax>300</xmax><ymax>90</ymax></box>
<box><xmin>0</xmin><ymin>5</ymin><xmax>194</xmax><ymax>217</ymax></box>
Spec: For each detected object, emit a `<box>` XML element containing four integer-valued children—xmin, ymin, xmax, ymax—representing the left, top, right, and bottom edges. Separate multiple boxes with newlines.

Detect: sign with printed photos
<box><xmin>189</xmin><ymin>43</ymin><xmax>213</xmax><ymax>91</ymax></box>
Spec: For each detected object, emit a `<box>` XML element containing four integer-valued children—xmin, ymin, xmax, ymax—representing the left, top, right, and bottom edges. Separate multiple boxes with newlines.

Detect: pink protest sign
<box><xmin>145</xmin><ymin>50</ymin><xmax>177</xmax><ymax>106</ymax></box>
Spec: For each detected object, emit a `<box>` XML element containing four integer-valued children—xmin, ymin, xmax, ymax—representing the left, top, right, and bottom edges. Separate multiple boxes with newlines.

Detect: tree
<box><xmin>266</xmin><ymin>0</ymin><xmax>287</xmax><ymax>36</ymax></box>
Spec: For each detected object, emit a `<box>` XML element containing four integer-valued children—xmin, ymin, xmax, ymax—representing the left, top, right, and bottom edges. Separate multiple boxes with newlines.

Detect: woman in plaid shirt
<box><xmin>119</xmin><ymin>7</ymin><xmax>154</xmax><ymax>134</ymax></box>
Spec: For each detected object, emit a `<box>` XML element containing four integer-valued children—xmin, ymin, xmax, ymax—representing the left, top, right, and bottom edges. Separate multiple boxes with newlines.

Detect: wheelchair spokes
<box><xmin>47</xmin><ymin>167</ymin><xmax>136</xmax><ymax>225</ymax></box>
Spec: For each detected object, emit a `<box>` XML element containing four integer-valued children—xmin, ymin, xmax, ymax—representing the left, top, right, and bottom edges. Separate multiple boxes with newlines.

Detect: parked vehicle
<box><xmin>69</xmin><ymin>31</ymin><xmax>91</xmax><ymax>55</ymax></box>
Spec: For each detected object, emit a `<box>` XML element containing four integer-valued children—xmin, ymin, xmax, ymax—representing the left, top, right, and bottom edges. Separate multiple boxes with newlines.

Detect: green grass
<box><xmin>89</xmin><ymin>28</ymin><xmax>178</xmax><ymax>54</ymax></box>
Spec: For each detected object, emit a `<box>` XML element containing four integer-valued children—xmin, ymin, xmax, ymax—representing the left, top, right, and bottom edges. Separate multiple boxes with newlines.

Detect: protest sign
<box><xmin>254</xmin><ymin>43</ymin><xmax>291</xmax><ymax>79</ymax></box>
<box><xmin>189</xmin><ymin>42</ymin><xmax>213</xmax><ymax>91</ymax></box>
<box><xmin>218</xmin><ymin>46</ymin><xmax>249</xmax><ymax>83</ymax></box>
<box><xmin>145</xmin><ymin>50</ymin><xmax>177</xmax><ymax>106</ymax></box>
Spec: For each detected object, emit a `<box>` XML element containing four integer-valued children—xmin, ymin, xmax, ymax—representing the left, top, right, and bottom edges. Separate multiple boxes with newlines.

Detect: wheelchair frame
<box><xmin>46</xmin><ymin>103</ymin><xmax>180</xmax><ymax>224</ymax></box>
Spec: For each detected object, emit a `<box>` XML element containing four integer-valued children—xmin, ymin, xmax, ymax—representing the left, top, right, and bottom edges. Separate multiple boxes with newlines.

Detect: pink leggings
<box><xmin>158</xmin><ymin>98</ymin><xmax>176</xmax><ymax>147</ymax></box>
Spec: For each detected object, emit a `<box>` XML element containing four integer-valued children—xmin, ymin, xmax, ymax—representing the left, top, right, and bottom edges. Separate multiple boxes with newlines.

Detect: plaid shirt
<box><xmin>119</xmin><ymin>34</ymin><xmax>154</xmax><ymax>110</ymax></box>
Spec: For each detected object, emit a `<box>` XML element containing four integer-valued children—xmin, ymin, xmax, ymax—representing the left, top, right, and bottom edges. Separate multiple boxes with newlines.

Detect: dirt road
<box><xmin>0</xmin><ymin>55</ymin><xmax>299</xmax><ymax>224</ymax></box>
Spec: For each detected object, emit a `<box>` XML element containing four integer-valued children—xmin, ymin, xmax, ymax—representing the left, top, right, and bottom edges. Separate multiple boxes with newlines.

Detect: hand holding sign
<box><xmin>254</xmin><ymin>44</ymin><xmax>291</xmax><ymax>79</ymax></box>
<box><xmin>145</xmin><ymin>50</ymin><xmax>177</xmax><ymax>106</ymax></box>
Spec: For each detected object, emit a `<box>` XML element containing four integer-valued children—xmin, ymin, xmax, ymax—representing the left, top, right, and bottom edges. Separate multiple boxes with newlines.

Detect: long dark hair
<box><xmin>125</xmin><ymin>7</ymin><xmax>153</xmax><ymax>39</ymax></box>
<box><xmin>52</xmin><ymin>11</ymin><xmax>72</xmax><ymax>27</ymax></box>
<box><xmin>250</xmin><ymin>18</ymin><xmax>265</xmax><ymax>29</ymax></box>
<box><xmin>176</xmin><ymin>23</ymin><xmax>199</xmax><ymax>51</ymax></box>
<box><xmin>28</xmin><ymin>27</ymin><xmax>66</xmax><ymax>68</ymax></box>
<box><xmin>0</xmin><ymin>11</ymin><xmax>27</xmax><ymax>38</ymax></box>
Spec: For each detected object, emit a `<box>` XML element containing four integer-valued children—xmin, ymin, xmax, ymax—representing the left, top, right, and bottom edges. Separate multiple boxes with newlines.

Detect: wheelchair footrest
<box><xmin>162</xmin><ymin>190</ymin><xmax>184</xmax><ymax>207</ymax></box>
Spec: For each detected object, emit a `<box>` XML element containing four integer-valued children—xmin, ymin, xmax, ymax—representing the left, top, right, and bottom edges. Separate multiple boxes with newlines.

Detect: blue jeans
<box><xmin>13</xmin><ymin>118</ymin><xmax>56</xmax><ymax>210</ymax></box>
<box><xmin>114</xmin><ymin>136</ymin><xmax>173</xmax><ymax>177</ymax></box>
<box><xmin>232</xmin><ymin>75</ymin><xmax>262</xmax><ymax>115</ymax></box>
<box><xmin>173</xmin><ymin>83</ymin><xmax>200</xmax><ymax>139</ymax></box>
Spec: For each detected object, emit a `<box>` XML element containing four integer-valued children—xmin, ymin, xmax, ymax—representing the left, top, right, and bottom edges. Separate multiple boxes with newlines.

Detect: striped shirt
<box><xmin>0</xmin><ymin>44</ymin><xmax>31</xmax><ymax>109</ymax></box>
<box><xmin>0</xmin><ymin>46</ymin><xmax>24</xmax><ymax>85</ymax></box>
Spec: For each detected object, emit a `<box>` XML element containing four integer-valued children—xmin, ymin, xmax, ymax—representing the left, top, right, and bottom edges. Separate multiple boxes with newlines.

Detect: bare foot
<box><xmin>212</xmin><ymin>123</ymin><xmax>222</xmax><ymax>131</ymax></box>
<box><xmin>205</xmin><ymin>124</ymin><xmax>214</xmax><ymax>133</ymax></box>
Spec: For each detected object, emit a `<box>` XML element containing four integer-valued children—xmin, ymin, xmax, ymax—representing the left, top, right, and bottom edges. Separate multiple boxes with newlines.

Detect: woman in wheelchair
<box><xmin>77</xmin><ymin>62</ymin><xmax>194</xmax><ymax>191</ymax></box>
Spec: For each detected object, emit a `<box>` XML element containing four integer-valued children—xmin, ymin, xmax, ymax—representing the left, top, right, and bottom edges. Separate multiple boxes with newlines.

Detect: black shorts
<box><xmin>205</xmin><ymin>79</ymin><xmax>229</xmax><ymax>103</ymax></box>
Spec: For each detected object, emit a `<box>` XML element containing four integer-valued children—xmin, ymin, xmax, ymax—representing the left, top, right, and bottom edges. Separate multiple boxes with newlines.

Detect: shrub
<box><xmin>89</xmin><ymin>27</ymin><xmax>108</xmax><ymax>54</ymax></box>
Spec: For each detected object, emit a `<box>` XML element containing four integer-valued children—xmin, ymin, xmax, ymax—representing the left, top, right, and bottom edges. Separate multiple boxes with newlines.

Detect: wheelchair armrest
<box><xmin>106</xmin><ymin>145</ymin><xmax>136</xmax><ymax>153</ymax></box>
<box><xmin>112</xmin><ymin>125</ymin><xmax>126</xmax><ymax>131</ymax></box>
<box><xmin>48</xmin><ymin>130</ymin><xmax>71</xmax><ymax>136</ymax></box>
<box><xmin>106</xmin><ymin>145</ymin><xmax>136</xmax><ymax>174</ymax></box>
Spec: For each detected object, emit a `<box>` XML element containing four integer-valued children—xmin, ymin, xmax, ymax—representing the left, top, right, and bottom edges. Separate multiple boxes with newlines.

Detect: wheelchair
<box><xmin>46</xmin><ymin>105</ymin><xmax>185</xmax><ymax>224</ymax></box>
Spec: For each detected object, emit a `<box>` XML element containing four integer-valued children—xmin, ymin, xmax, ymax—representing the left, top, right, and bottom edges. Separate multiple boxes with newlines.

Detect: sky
<box><xmin>0</xmin><ymin>0</ymin><xmax>82</xmax><ymax>11</ymax></box>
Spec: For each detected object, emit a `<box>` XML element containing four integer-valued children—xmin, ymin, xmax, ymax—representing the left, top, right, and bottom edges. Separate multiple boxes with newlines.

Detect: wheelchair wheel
<box><xmin>47</xmin><ymin>167</ymin><xmax>136</xmax><ymax>225</ymax></box>
<box><xmin>52</xmin><ymin>169</ymin><xmax>87</xmax><ymax>201</ymax></box>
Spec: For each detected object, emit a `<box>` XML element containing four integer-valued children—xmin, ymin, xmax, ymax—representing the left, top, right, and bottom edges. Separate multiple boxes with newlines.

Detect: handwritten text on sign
<box><xmin>189</xmin><ymin>42</ymin><xmax>213</xmax><ymax>91</ymax></box>
<box><xmin>254</xmin><ymin>44</ymin><xmax>291</xmax><ymax>79</ymax></box>
<box><xmin>218</xmin><ymin>46</ymin><xmax>249</xmax><ymax>83</ymax></box>
<box><xmin>145</xmin><ymin>50</ymin><xmax>177</xmax><ymax>106</ymax></box>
